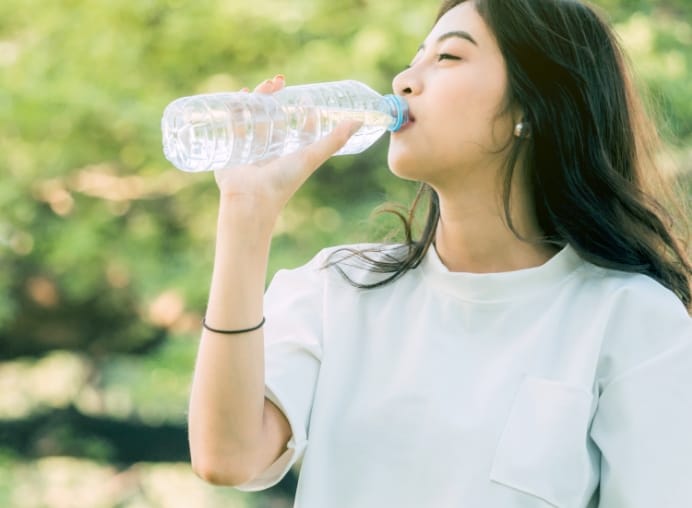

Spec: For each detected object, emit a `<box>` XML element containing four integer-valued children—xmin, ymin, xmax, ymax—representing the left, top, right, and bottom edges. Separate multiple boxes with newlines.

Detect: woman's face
<box><xmin>388</xmin><ymin>2</ymin><xmax>517</xmax><ymax>185</ymax></box>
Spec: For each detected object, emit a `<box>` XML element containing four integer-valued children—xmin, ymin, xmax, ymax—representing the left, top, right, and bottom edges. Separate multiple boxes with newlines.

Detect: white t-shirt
<box><xmin>235</xmin><ymin>243</ymin><xmax>692</xmax><ymax>508</ymax></box>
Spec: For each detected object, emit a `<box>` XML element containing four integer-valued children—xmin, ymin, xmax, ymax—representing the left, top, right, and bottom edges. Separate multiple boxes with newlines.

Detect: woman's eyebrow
<box><xmin>418</xmin><ymin>30</ymin><xmax>479</xmax><ymax>51</ymax></box>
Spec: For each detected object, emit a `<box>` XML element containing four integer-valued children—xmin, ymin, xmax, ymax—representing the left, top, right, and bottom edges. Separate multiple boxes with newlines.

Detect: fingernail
<box><xmin>275</xmin><ymin>74</ymin><xmax>285</xmax><ymax>82</ymax></box>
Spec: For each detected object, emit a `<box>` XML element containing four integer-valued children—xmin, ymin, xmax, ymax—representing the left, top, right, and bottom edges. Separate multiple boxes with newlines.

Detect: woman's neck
<box><xmin>432</xmin><ymin>184</ymin><xmax>559</xmax><ymax>274</ymax></box>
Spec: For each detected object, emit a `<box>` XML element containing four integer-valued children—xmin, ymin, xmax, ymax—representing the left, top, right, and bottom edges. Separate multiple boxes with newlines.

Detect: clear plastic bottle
<box><xmin>161</xmin><ymin>80</ymin><xmax>408</xmax><ymax>172</ymax></box>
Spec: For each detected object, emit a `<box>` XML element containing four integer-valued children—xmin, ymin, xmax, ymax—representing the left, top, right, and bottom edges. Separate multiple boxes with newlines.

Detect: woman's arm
<box><xmin>188</xmin><ymin>197</ymin><xmax>284</xmax><ymax>486</ymax></box>
<box><xmin>186</xmin><ymin>75</ymin><xmax>359</xmax><ymax>486</ymax></box>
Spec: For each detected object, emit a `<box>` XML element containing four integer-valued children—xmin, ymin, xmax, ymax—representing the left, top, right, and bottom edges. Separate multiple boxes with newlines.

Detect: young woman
<box><xmin>187</xmin><ymin>1</ymin><xmax>692</xmax><ymax>507</ymax></box>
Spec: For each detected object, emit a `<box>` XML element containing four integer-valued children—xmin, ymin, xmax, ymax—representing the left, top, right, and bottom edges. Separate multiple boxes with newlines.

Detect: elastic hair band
<box><xmin>202</xmin><ymin>316</ymin><xmax>266</xmax><ymax>335</ymax></box>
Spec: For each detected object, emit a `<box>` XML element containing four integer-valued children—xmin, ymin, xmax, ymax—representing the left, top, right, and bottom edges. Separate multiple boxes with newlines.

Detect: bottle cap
<box><xmin>384</xmin><ymin>94</ymin><xmax>409</xmax><ymax>132</ymax></box>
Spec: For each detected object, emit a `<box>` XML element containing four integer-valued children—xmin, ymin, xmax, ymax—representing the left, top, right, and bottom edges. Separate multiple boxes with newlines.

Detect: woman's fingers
<box><xmin>273</xmin><ymin>74</ymin><xmax>285</xmax><ymax>91</ymax></box>
<box><xmin>252</xmin><ymin>74</ymin><xmax>285</xmax><ymax>94</ymax></box>
<box><xmin>292</xmin><ymin>120</ymin><xmax>362</xmax><ymax>177</ymax></box>
<box><xmin>253</xmin><ymin>79</ymin><xmax>272</xmax><ymax>94</ymax></box>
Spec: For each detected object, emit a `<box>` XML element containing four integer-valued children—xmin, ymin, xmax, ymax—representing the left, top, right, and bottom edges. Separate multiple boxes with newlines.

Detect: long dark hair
<box><xmin>329</xmin><ymin>0</ymin><xmax>691</xmax><ymax>309</ymax></box>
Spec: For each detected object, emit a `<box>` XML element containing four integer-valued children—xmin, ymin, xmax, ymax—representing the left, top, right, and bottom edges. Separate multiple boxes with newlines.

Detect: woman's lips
<box><xmin>396</xmin><ymin>116</ymin><xmax>415</xmax><ymax>132</ymax></box>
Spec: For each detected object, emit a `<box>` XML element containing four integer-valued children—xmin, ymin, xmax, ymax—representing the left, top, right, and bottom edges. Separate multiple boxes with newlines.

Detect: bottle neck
<box><xmin>383</xmin><ymin>94</ymin><xmax>409</xmax><ymax>132</ymax></box>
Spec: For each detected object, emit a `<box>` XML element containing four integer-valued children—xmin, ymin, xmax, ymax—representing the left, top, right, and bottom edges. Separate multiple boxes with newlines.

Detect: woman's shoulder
<box><xmin>577</xmin><ymin>260</ymin><xmax>688</xmax><ymax>316</ymax></box>
<box><xmin>575</xmin><ymin>261</ymin><xmax>690</xmax><ymax>362</ymax></box>
<box><xmin>564</xmin><ymin>254</ymin><xmax>691</xmax><ymax>389</ymax></box>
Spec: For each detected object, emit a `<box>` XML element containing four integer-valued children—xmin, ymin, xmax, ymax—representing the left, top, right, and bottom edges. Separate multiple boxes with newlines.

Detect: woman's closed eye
<box><xmin>437</xmin><ymin>53</ymin><xmax>461</xmax><ymax>61</ymax></box>
<box><xmin>402</xmin><ymin>52</ymin><xmax>461</xmax><ymax>70</ymax></box>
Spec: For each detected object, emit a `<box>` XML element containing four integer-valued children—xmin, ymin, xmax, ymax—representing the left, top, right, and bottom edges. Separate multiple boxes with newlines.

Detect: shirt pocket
<box><xmin>489</xmin><ymin>375</ymin><xmax>597</xmax><ymax>508</ymax></box>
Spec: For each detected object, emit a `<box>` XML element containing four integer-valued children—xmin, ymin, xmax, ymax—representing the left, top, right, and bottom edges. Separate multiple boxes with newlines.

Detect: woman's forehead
<box><xmin>427</xmin><ymin>2</ymin><xmax>489</xmax><ymax>47</ymax></box>
<box><xmin>422</xmin><ymin>2</ymin><xmax>500</xmax><ymax>56</ymax></box>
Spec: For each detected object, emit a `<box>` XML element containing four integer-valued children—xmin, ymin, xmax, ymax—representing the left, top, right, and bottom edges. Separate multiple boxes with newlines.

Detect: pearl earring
<box><xmin>514</xmin><ymin>122</ymin><xmax>530</xmax><ymax>138</ymax></box>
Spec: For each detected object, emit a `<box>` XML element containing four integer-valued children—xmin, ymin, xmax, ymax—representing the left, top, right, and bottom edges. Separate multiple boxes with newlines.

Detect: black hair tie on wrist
<box><xmin>202</xmin><ymin>316</ymin><xmax>266</xmax><ymax>334</ymax></box>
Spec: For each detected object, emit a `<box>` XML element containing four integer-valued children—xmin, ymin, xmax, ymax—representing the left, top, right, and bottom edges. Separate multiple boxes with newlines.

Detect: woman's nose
<box><xmin>392</xmin><ymin>67</ymin><xmax>421</xmax><ymax>96</ymax></box>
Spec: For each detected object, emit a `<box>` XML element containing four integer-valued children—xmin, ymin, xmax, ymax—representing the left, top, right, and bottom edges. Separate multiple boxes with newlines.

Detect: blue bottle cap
<box><xmin>383</xmin><ymin>94</ymin><xmax>409</xmax><ymax>132</ymax></box>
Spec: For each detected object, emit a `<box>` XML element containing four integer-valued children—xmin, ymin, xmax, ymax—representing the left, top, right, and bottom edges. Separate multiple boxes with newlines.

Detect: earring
<box><xmin>514</xmin><ymin>122</ymin><xmax>530</xmax><ymax>138</ymax></box>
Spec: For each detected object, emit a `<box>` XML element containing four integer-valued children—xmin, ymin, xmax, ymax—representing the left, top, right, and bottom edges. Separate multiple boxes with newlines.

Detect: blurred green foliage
<box><xmin>0</xmin><ymin>0</ymin><xmax>690</xmax><ymax>506</ymax></box>
<box><xmin>0</xmin><ymin>0</ymin><xmax>690</xmax><ymax>341</ymax></box>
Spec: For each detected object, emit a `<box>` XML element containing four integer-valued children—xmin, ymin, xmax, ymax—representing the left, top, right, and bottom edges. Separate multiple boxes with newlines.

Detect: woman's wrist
<box><xmin>217</xmin><ymin>195</ymin><xmax>278</xmax><ymax>237</ymax></box>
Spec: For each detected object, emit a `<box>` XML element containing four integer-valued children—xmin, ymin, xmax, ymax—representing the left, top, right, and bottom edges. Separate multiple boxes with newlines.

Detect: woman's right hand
<box><xmin>213</xmin><ymin>75</ymin><xmax>360</xmax><ymax>222</ymax></box>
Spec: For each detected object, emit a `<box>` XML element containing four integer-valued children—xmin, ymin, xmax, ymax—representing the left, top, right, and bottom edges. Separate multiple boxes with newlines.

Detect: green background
<box><xmin>0</xmin><ymin>0</ymin><xmax>690</xmax><ymax>506</ymax></box>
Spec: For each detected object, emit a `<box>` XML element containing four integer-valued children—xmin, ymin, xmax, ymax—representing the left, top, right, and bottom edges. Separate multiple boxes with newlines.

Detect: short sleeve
<box><xmin>590</xmin><ymin>284</ymin><xmax>692</xmax><ymax>506</ymax></box>
<box><xmin>234</xmin><ymin>251</ymin><xmax>327</xmax><ymax>492</ymax></box>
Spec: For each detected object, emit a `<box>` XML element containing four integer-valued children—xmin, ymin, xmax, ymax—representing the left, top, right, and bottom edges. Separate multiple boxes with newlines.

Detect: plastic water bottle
<box><xmin>161</xmin><ymin>80</ymin><xmax>408</xmax><ymax>172</ymax></box>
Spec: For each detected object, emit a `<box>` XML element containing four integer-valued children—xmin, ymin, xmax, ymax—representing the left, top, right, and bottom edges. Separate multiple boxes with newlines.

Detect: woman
<box><xmin>187</xmin><ymin>1</ymin><xmax>692</xmax><ymax>507</ymax></box>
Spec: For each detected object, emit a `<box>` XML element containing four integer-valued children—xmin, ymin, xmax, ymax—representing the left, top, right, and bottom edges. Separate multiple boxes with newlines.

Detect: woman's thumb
<box><xmin>300</xmin><ymin>120</ymin><xmax>362</xmax><ymax>169</ymax></box>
